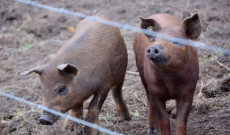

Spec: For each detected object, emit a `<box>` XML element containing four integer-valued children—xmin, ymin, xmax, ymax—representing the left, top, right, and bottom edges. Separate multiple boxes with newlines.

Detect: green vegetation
<box><xmin>11</xmin><ymin>39</ymin><xmax>36</xmax><ymax>52</ymax></box>
<box><xmin>131</xmin><ymin>110</ymin><xmax>140</xmax><ymax>117</ymax></box>
<box><xmin>198</xmin><ymin>54</ymin><xmax>219</xmax><ymax>64</ymax></box>
<box><xmin>99</xmin><ymin>114</ymin><xmax>115</xmax><ymax>121</ymax></box>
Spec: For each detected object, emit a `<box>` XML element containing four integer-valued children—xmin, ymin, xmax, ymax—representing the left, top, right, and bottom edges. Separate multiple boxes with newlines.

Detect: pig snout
<box><xmin>146</xmin><ymin>45</ymin><xmax>161</xmax><ymax>58</ymax></box>
<box><xmin>146</xmin><ymin>45</ymin><xmax>170</xmax><ymax>66</ymax></box>
<box><xmin>39</xmin><ymin>111</ymin><xmax>57</xmax><ymax>125</ymax></box>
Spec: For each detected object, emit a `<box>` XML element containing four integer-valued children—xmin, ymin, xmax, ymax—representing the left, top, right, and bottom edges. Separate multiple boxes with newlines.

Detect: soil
<box><xmin>0</xmin><ymin>0</ymin><xmax>230</xmax><ymax>135</ymax></box>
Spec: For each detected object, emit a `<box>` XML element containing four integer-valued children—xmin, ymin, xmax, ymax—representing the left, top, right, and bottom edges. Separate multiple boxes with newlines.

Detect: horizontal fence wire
<box><xmin>12</xmin><ymin>0</ymin><xmax>230</xmax><ymax>56</ymax></box>
<box><xmin>0</xmin><ymin>91</ymin><xmax>122</xmax><ymax>135</ymax></box>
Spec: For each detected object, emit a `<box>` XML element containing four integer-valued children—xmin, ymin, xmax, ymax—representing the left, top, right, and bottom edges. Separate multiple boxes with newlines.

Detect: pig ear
<box><xmin>57</xmin><ymin>63</ymin><xmax>78</xmax><ymax>76</ymax></box>
<box><xmin>139</xmin><ymin>16</ymin><xmax>161</xmax><ymax>32</ymax></box>
<box><xmin>182</xmin><ymin>13</ymin><xmax>201</xmax><ymax>39</ymax></box>
<box><xmin>20</xmin><ymin>66</ymin><xmax>44</xmax><ymax>76</ymax></box>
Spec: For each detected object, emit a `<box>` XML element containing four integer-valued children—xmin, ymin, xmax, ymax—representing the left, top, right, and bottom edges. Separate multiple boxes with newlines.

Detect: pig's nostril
<box><xmin>39</xmin><ymin>118</ymin><xmax>53</xmax><ymax>125</ymax></box>
<box><xmin>154</xmin><ymin>49</ymin><xmax>159</xmax><ymax>54</ymax></box>
<box><xmin>146</xmin><ymin>49</ymin><xmax>151</xmax><ymax>53</ymax></box>
<box><xmin>39</xmin><ymin>114</ymin><xmax>54</xmax><ymax>125</ymax></box>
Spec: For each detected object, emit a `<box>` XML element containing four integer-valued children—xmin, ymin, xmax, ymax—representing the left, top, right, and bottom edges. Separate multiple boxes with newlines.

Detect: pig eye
<box><xmin>147</xmin><ymin>26</ymin><xmax>154</xmax><ymax>31</ymax></box>
<box><xmin>56</xmin><ymin>86</ymin><xmax>68</xmax><ymax>96</ymax></box>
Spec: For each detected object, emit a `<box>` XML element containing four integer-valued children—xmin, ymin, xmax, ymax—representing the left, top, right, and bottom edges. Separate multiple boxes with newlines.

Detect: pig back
<box><xmin>54</xmin><ymin>18</ymin><xmax>128</xmax><ymax>90</ymax></box>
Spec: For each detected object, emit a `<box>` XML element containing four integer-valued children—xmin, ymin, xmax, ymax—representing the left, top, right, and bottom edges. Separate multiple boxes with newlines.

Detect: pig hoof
<box><xmin>118</xmin><ymin>115</ymin><xmax>132</xmax><ymax>122</ymax></box>
<box><xmin>64</xmin><ymin>124</ymin><xmax>74</xmax><ymax>132</ymax></box>
<box><xmin>124</xmin><ymin>115</ymin><xmax>132</xmax><ymax>121</ymax></box>
<box><xmin>118</xmin><ymin>111</ymin><xmax>132</xmax><ymax>121</ymax></box>
<box><xmin>83</xmin><ymin>127</ymin><xmax>99</xmax><ymax>135</ymax></box>
<box><xmin>147</xmin><ymin>128</ymin><xmax>159</xmax><ymax>135</ymax></box>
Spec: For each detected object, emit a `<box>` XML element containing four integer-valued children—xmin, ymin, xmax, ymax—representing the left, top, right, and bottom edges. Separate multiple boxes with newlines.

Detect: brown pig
<box><xmin>21</xmin><ymin>16</ymin><xmax>131</xmax><ymax>135</ymax></box>
<box><xmin>133</xmin><ymin>13</ymin><xmax>201</xmax><ymax>135</ymax></box>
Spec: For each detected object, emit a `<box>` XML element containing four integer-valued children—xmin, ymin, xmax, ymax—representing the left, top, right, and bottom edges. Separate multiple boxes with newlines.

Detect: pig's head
<box><xmin>140</xmin><ymin>13</ymin><xmax>201</xmax><ymax>69</ymax></box>
<box><xmin>20</xmin><ymin>63</ymin><xmax>78</xmax><ymax>125</ymax></box>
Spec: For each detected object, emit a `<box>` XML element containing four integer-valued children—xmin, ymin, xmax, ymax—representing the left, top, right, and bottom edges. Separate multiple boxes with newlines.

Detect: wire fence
<box><xmin>0</xmin><ymin>91</ymin><xmax>122</xmax><ymax>135</ymax></box>
<box><xmin>12</xmin><ymin>0</ymin><xmax>230</xmax><ymax>56</ymax></box>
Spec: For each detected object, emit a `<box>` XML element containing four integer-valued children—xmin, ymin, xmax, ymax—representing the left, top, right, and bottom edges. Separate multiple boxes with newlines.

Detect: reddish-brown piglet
<box><xmin>21</xmin><ymin>16</ymin><xmax>131</xmax><ymax>135</ymax></box>
<box><xmin>133</xmin><ymin>13</ymin><xmax>201</xmax><ymax>135</ymax></box>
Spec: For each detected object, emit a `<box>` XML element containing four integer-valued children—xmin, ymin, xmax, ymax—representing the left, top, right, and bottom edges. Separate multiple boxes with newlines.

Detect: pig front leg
<box><xmin>85</xmin><ymin>91</ymin><xmax>109</xmax><ymax>135</ymax></box>
<box><xmin>147</xmin><ymin>99</ymin><xmax>160</xmax><ymax>135</ymax></box>
<box><xmin>149</xmin><ymin>94</ymin><xmax>171</xmax><ymax>135</ymax></box>
<box><xmin>63</xmin><ymin>104</ymin><xmax>83</xmax><ymax>132</ymax></box>
<box><xmin>176</xmin><ymin>94</ymin><xmax>193</xmax><ymax>135</ymax></box>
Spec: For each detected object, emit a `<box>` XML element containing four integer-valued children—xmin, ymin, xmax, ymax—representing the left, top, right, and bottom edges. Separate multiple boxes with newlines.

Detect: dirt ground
<box><xmin>0</xmin><ymin>0</ymin><xmax>230</xmax><ymax>135</ymax></box>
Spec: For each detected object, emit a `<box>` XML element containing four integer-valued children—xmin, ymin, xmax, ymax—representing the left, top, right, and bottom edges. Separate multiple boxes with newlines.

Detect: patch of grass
<box><xmin>131</xmin><ymin>110</ymin><xmax>140</xmax><ymax>117</ymax></box>
<box><xmin>209</xmin><ymin>104</ymin><xmax>225</xmax><ymax>111</ymax></box>
<box><xmin>222</xmin><ymin>96</ymin><xmax>230</xmax><ymax>101</ymax></box>
<box><xmin>211</xmin><ymin>27</ymin><xmax>225</xmax><ymax>35</ymax></box>
<box><xmin>99</xmin><ymin>114</ymin><xmax>115</xmax><ymax>121</ymax></box>
<box><xmin>33</xmin><ymin>125</ymin><xmax>40</xmax><ymax>134</ymax></box>
<box><xmin>11</xmin><ymin>39</ymin><xmax>35</xmax><ymax>52</ymax></box>
<box><xmin>105</xmin><ymin>114</ymin><xmax>115</xmax><ymax>121</ymax></box>
<box><xmin>0</xmin><ymin>88</ymin><xmax>10</xmax><ymax>93</ymax></box>
<box><xmin>28</xmin><ymin>114</ymin><xmax>34</xmax><ymax>120</ymax></box>
<box><xmin>209</xmin><ymin>105</ymin><xmax>220</xmax><ymax>111</ymax></box>
<box><xmin>13</xmin><ymin>111</ymin><xmax>31</xmax><ymax>123</ymax></box>
<box><xmin>198</xmin><ymin>54</ymin><xmax>219</xmax><ymax>64</ymax></box>
<box><xmin>0</xmin><ymin>88</ymin><xmax>11</xmax><ymax>98</ymax></box>
<box><xmin>105</xmin><ymin>115</ymin><xmax>115</xmax><ymax>121</ymax></box>
<box><xmin>14</xmin><ymin>111</ymin><xmax>25</xmax><ymax>120</ymax></box>
<box><xmin>223</xmin><ymin>70</ymin><xmax>230</xmax><ymax>75</ymax></box>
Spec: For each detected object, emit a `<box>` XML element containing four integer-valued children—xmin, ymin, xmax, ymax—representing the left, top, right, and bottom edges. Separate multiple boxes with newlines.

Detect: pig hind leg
<box><xmin>63</xmin><ymin>103</ymin><xmax>83</xmax><ymax>132</ymax></box>
<box><xmin>112</xmin><ymin>78</ymin><xmax>131</xmax><ymax>121</ymax></box>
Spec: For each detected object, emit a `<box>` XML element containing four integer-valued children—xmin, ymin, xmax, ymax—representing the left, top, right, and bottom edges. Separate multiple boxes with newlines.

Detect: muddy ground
<box><xmin>0</xmin><ymin>0</ymin><xmax>230</xmax><ymax>134</ymax></box>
